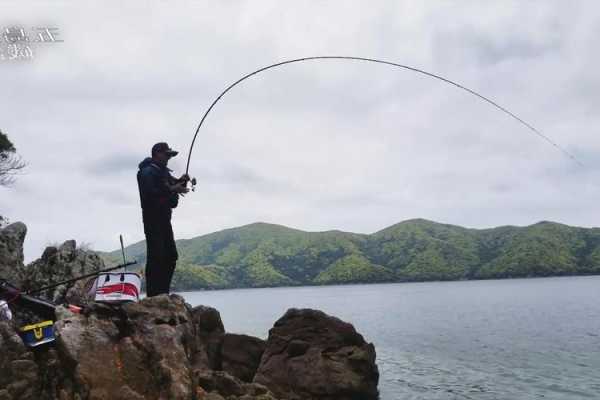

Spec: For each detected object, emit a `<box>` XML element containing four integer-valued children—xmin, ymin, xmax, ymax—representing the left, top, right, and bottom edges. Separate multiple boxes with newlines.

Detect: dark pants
<box><xmin>143</xmin><ymin>211</ymin><xmax>178</xmax><ymax>297</ymax></box>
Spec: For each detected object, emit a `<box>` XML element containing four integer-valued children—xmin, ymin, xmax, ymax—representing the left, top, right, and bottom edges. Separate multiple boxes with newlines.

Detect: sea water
<box><xmin>181</xmin><ymin>276</ymin><xmax>600</xmax><ymax>399</ymax></box>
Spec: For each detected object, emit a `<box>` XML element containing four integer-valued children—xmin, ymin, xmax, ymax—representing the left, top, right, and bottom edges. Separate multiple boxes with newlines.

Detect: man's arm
<box><xmin>166</xmin><ymin>173</ymin><xmax>190</xmax><ymax>194</ymax></box>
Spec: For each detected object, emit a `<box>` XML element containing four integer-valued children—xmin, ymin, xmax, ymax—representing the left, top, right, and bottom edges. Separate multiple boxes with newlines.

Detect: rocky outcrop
<box><xmin>0</xmin><ymin>294</ymin><xmax>282</xmax><ymax>400</ymax></box>
<box><xmin>67</xmin><ymin>296</ymin><xmax>278</xmax><ymax>399</ymax></box>
<box><xmin>21</xmin><ymin>240</ymin><xmax>105</xmax><ymax>306</ymax></box>
<box><xmin>0</xmin><ymin>296</ymin><xmax>380</xmax><ymax>400</ymax></box>
<box><xmin>56</xmin><ymin>295</ymin><xmax>196</xmax><ymax>399</ymax></box>
<box><xmin>254</xmin><ymin>308</ymin><xmax>379</xmax><ymax>400</ymax></box>
<box><xmin>0</xmin><ymin>222</ymin><xmax>27</xmax><ymax>285</ymax></box>
<box><xmin>0</xmin><ymin>222</ymin><xmax>379</xmax><ymax>399</ymax></box>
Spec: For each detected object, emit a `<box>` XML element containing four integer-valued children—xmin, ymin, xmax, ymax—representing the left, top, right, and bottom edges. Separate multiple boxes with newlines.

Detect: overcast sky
<box><xmin>2</xmin><ymin>1</ymin><xmax>600</xmax><ymax>262</ymax></box>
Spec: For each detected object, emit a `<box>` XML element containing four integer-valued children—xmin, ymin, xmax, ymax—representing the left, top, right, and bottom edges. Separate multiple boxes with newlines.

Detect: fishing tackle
<box><xmin>185</xmin><ymin>56</ymin><xmax>582</xmax><ymax>180</ymax></box>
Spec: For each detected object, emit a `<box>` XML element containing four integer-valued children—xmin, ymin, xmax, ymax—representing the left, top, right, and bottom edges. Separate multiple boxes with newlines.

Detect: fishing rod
<box><xmin>185</xmin><ymin>55</ymin><xmax>582</xmax><ymax>180</ymax></box>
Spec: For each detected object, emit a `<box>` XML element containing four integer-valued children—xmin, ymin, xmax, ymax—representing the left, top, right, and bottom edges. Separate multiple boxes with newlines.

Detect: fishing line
<box><xmin>185</xmin><ymin>56</ymin><xmax>582</xmax><ymax>176</ymax></box>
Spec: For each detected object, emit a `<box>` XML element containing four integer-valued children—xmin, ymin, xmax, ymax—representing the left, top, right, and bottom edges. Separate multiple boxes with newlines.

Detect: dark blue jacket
<box><xmin>137</xmin><ymin>158</ymin><xmax>178</xmax><ymax>219</ymax></box>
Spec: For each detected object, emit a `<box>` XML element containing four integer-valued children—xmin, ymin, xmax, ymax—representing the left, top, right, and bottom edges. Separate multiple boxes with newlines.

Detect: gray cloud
<box><xmin>85</xmin><ymin>154</ymin><xmax>142</xmax><ymax>176</ymax></box>
<box><xmin>433</xmin><ymin>27</ymin><xmax>563</xmax><ymax>68</ymax></box>
<box><xmin>1</xmin><ymin>0</ymin><xmax>599</xmax><ymax>262</ymax></box>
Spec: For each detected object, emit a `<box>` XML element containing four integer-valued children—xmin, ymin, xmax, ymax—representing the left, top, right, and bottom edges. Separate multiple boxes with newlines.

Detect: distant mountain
<box><xmin>99</xmin><ymin>219</ymin><xmax>600</xmax><ymax>291</ymax></box>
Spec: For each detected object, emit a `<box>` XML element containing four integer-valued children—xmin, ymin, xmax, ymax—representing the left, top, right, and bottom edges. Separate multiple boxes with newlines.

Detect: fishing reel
<box><xmin>179</xmin><ymin>175</ymin><xmax>197</xmax><ymax>192</ymax></box>
<box><xmin>190</xmin><ymin>177</ymin><xmax>197</xmax><ymax>192</ymax></box>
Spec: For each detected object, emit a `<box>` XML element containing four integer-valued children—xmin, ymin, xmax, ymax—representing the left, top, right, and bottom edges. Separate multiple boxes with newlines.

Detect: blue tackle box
<box><xmin>20</xmin><ymin>320</ymin><xmax>55</xmax><ymax>347</ymax></box>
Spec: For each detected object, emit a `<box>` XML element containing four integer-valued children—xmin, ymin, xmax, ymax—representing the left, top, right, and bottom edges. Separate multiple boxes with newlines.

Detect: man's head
<box><xmin>151</xmin><ymin>142</ymin><xmax>178</xmax><ymax>166</ymax></box>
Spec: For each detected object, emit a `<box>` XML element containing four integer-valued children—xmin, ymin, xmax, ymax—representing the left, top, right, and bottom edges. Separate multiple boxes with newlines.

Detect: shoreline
<box><xmin>173</xmin><ymin>272</ymin><xmax>600</xmax><ymax>294</ymax></box>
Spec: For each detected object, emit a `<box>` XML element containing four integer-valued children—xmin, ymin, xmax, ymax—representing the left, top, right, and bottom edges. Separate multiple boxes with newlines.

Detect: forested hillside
<box><xmin>100</xmin><ymin>220</ymin><xmax>600</xmax><ymax>290</ymax></box>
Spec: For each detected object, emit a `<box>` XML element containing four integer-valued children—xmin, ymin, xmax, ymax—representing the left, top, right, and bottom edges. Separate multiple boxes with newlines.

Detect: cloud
<box><xmin>1</xmin><ymin>1</ymin><xmax>599</xmax><ymax>263</ymax></box>
<box><xmin>85</xmin><ymin>154</ymin><xmax>142</xmax><ymax>177</ymax></box>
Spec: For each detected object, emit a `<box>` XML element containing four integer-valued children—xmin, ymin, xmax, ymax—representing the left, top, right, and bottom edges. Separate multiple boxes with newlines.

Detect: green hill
<box><xmin>99</xmin><ymin>220</ymin><xmax>600</xmax><ymax>291</ymax></box>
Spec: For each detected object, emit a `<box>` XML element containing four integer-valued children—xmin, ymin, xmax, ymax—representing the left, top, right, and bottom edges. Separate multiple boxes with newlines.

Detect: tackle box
<box><xmin>20</xmin><ymin>320</ymin><xmax>55</xmax><ymax>347</ymax></box>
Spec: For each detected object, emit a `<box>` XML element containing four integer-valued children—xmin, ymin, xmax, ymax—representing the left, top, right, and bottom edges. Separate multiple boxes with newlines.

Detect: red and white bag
<box><xmin>93</xmin><ymin>272</ymin><xmax>141</xmax><ymax>303</ymax></box>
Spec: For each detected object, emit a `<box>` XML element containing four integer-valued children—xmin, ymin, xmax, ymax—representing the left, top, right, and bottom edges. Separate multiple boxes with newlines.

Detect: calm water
<box><xmin>181</xmin><ymin>276</ymin><xmax>600</xmax><ymax>399</ymax></box>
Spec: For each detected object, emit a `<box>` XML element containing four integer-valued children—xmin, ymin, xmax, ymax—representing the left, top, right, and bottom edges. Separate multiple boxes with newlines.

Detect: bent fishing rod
<box><xmin>184</xmin><ymin>55</ymin><xmax>582</xmax><ymax>184</ymax></box>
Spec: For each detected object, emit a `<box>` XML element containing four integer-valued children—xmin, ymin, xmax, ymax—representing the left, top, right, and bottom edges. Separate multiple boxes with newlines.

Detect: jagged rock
<box><xmin>0</xmin><ymin>222</ymin><xmax>27</xmax><ymax>285</ymax></box>
<box><xmin>191</xmin><ymin>305</ymin><xmax>225</xmax><ymax>371</ymax></box>
<box><xmin>50</xmin><ymin>295</ymin><xmax>280</xmax><ymax>400</ymax></box>
<box><xmin>194</xmin><ymin>369</ymin><xmax>278</xmax><ymax>400</ymax></box>
<box><xmin>2</xmin><ymin>288</ymin><xmax>379</xmax><ymax>400</ymax></box>
<box><xmin>53</xmin><ymin>294</ymin><xmax>195</xmax><ymax>400</ymax></box>
<box><xmin>0</xmin><ymin>321</ymin><xmax>39</xmax><ymax>400</ymax></box>
<box><xmin>1</xmin><ymin>224</ymin><xmax>379</xmax><ymax>399</ymax></box>
<box><xmin>221</xmin><ymin>333</ymin><xmax>266</xmax><ymax>382</ymax></box>
<box><xmin>2</xmin><ymin>275</ymin><xmax>377</xmax><ymax>399</ymax></box>
<box><xmin>121</xmin><ymin>295</ymin><xmax>195</xmax><ymax>399</ymax></box>
<box><xmin>254</xmin><ymin>308</ymin><xmax>379</xmax><ymax>400</ymax></box>
<box><xmin>21</xmin><ymin>240</ymin><xmax>105</xmax><ymax>305</ymax></box>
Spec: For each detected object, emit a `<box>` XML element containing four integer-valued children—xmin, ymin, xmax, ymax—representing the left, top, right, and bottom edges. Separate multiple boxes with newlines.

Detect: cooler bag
<box><xmin>20</xmin><ymin>320</ymin><xmax>55</xmax><ymax>347</ymax></box>
<box><xmin>93</xmin><ymin>272</ymin><xmax>141</xmax><ymax>302</ymax></box>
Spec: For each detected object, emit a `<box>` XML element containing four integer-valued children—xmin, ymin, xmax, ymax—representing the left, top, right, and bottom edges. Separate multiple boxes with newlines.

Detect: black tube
<box><xmin>0</xmin><ymin>279</ymin><xmax>56</xmax><ymax>319</ymax></box>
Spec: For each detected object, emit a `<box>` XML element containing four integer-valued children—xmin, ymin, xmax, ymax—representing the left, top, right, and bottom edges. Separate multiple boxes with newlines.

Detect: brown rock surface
<box><xmin>190</xmin><ymin>304</ymin><xmax>225</xmax><ymax>371</ymax></box>
<box><xmin>53</xmin><ymin>294</ymin><xmax>195</xmax><ymax>400</ymax></box>
<box><xmin>1</xmin><ymin>295</ymin><xmax>379</xmax><ymax>399</ymax></box>
<box><xmin>0</xmin><ymin>321</ymin><xmax>39</xmax><ymax>400</ymax></box>
<box><xmin>222</xmin><ymin>333</ymin><xmax>266</xmax><ymax>382</ymax></box>
<box><xmin>0</xmin><ymin>225</ymin><xmax>379</xmax><ymax>399</ymax></box>
<box><xmin>254</xmin><ymin>308</ymin><xmax>379</xmax><ymax>400</ymax></box>
<box><xmin>194</xmin><ymin>369</ymin><xmax>278</xmax><ymax>400</ymax></box>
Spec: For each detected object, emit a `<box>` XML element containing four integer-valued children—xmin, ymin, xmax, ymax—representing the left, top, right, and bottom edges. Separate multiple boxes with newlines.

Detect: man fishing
<box><xmin>137</xmin><ymin>142</ymin><xmax>189</xmax><ymax>297</ymax></box>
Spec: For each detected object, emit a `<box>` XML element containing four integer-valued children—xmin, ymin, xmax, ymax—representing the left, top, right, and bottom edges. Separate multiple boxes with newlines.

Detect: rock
<box><xmin>53</xmin><ymin>294</ymin><xmax>195</xmax><ymax>400</ymax></box>
<box><xmin>122</xmin><ymin>295</ymin><xmax>195</xmax><ymax>399</ymax></box>
<box><xmin>2</xmin><ymin>234</ymin><xmax>379</xmax><ymax>400</ymax></box>
<box><xmin>20</xmin><ymin>240</ymin><xmax>105</xmax><ymax>306</ymax></box>
<box><xmin>190</xmin><ymin>305</ymin><xmax>225</xmax><ymax>371</ymax></box>
<box><xmin>204</xmin><ymin>393</ymin><xmax>225</xmax><ymax>400</ymax></box>
<box><xmin>195</xmin><ymin>370</ymin><xmax>244</xmax><ymax>397</ymax></box>
<box><xmin>221</xmin><ymin>333</ymin><xmax>266</xmax><ymax>382</ymax></box>
<box><xmin>254</xmin><ymin>308</ymin><xmax>379</xmax><ymax>400</ymax></box>
<box><xmin>194</xmin><ymin>369</ymin><xmax>279</xmax><ymax>400</ymax></box>
<box><xmin>45</xmin><ymin>295</ymin><xmax>283</xmax><ymax>400</ymax></box>
<box><xmin>0</xmin><ymin>222</ymin><xmax>27</xmax><ymax>285</ymax></box>
<box><xmin>192</xmin><ymin>305</ymin><xmax>225</xmax><ymax>333</ymax></box>
<box><xmin>0</xmin><ymin>321</ymin><xmax>39</xmax><ymax>400</ymax></box>
<box><xmin>1</xmin><ymin>297</ymin><xmax>380</xmax><ymax>400</ymax></box>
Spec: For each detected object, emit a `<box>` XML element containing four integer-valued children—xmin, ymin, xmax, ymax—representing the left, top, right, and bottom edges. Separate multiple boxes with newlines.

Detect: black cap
<box><xmin>151</xmin><ymin>142</ymin><xmax>178</xmax><ymax>157</ymax></box>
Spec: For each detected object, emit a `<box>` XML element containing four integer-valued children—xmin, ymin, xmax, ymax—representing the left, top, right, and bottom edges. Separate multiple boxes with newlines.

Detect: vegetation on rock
<box><xmin>0</xmin><ymin>130</ymin><xmax>26</xmax><ymax>187</ymax></box>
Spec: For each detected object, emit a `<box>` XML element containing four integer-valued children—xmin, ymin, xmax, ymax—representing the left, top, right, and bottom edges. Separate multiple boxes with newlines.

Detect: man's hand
<box><xmin>179</xmin><ymin>174</ymin><xmax>190</xmax><ymax>182</ymax></box>
<box><xmin>171</xmin><ymin>182</ymin><xmax>189</xmax><ymax>194</ymax></box>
